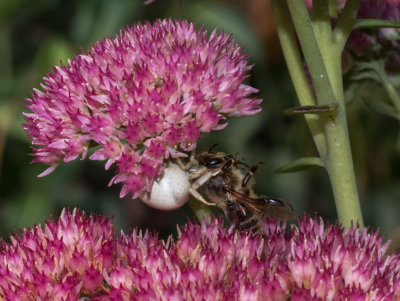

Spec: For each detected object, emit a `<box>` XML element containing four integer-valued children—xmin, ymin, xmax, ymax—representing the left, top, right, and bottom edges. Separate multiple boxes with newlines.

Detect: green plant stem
<box><xmin>312</xmin><ymin>0</ymin><xmax>338</xmax><ymax>93</ymax></box>
<box><xmin>272</xmin><ymin>0</ymin><xmax>363</xmax><ymax>228</ymax></box>
<box><xmin>270</xmin><ymin>0</ymin><xmax>328</xmax><ymax>159</ymax></box>
<box><xmin>188</xmin><ymin>197</ymin><xmax>213</xmax><ymax>222</ymax></box>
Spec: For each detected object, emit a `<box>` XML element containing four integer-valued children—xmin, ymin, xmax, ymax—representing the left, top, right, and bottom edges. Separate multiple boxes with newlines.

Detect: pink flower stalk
<box><xmin>1</xmin><ymin>208</ymin><xmax>400</xmax><ymax>300</ymax></box>
<box><xmin>24</xmin><ymin>19</ymin><xmax>262</xmax><ymax>199</ymax></box>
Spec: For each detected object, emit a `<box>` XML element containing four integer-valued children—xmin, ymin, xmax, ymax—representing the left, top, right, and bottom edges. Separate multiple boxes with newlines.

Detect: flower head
<box><xmin>0</xmin><ymin>208</ymin><xmax>115</xmax><ymax>299</ymax></box>
<box><xmin>24</xmin><ymin>19</ymin><xmax>262</xmax><ymax>200</ymax></box>
<box><xmin>1</xmin><ymin>208</ymin><xmax>399</xmax><ymax>299</ymax></box>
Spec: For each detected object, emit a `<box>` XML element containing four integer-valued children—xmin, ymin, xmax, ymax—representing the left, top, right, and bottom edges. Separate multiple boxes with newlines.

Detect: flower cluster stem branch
<box><xmin>374</xmin><ymin>60</ymin><xmax>400</xmax><ymax>110</ymax></box>
<box><xmin>272</xmin><ymin>0</ymin><xmax>364</xmax><ymax>228</ymax></box>
<box><xmin>333</xmin><ymin>0</ymin><xmax>363</xmax><ymax>51</ymax></box>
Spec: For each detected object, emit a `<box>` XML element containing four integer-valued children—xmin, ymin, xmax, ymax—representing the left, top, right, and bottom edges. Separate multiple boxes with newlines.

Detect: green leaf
<box><xmin>355</xmin><ymin>19</ymin><xmax>400</xmax><ymax>29</ymax></box>
<box><xmin>283</xmin><ymin>103</ymin><xmax>338</xmax><ymax>116</ymax></box>
<box><xmin>350</xmin><ymin>70</ymin><xmax>380</xmax><ymax>82</ymax></box>
<box><xmin>362</xmin><ymin>97</ymin><xmax>400</xmax><ymax>120</ymax></box>
<box><xmin>275</xmin><ymin>157</ymin><xmax>324</xmax><ymax>173</ymax></box>
<box><xmin>350</xmin><ymin>60</ymin><xmax>381</xmax><ymax>82</ymax></box>
<box><xmin>344</xmin><ymin>80</ymin><xmax>384</xmax><ymax>106</ymax></box>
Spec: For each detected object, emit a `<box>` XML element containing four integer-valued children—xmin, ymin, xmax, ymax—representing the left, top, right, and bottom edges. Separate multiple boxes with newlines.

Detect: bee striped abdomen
<box><xmin>235</xmin><ymin>204</ymin><xmax>260</xmax><ymax>234</ymax></box>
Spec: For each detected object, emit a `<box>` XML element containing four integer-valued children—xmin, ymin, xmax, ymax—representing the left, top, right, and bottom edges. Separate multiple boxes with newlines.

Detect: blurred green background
<box><xmin>1</xmin><ymin>0</ymin><xmax>399</xmax><ymax>248</ymax></box>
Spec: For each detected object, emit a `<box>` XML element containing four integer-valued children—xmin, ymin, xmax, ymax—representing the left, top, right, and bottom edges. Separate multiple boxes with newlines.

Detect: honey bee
<box><xmin>177</xmin><ymin>146</ymin><xmax>295</xmax><ymax>236</ymax></box>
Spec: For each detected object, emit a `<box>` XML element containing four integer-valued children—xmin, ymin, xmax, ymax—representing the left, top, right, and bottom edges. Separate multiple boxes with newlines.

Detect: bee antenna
<box><xmin>208</xmin><ymin>144</ymin><xmax>218</xmax><ymax>153</ymax></box>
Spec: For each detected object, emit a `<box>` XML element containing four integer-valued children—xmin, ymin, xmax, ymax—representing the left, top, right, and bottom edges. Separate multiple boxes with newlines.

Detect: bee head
<box><xmin>198</xmin><ymin>152</ymin><xmax>234</xmax><ymax>170</ymax></box>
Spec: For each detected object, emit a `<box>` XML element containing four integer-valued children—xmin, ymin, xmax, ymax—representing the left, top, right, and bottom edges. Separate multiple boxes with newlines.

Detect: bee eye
<box><xmin>204</xmin><ymin>157</ymin><xmax>223</xmax><ymax>168</ymax></box>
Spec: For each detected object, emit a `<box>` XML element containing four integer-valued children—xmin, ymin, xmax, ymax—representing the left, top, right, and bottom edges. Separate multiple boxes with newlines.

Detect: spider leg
<box><xmin>189</xmin><ymin>188</ymin><xmax>216</xmax><ymax>206</ymax></box>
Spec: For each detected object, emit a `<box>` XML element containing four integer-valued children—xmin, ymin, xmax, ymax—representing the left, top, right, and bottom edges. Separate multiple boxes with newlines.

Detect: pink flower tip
<box><xmin>1</xmin><ymin>208</ymin><xmax>399</xmax><ymax>300</ymax></box>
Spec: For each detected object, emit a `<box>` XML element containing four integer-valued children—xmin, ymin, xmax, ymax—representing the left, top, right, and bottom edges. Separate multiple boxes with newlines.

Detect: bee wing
<box><xmin>226</xmin><ymin>189</ymin><xmax>296</xmax><ymax>221</ymax></box>
<box><xmin>260</xmin><ymin>205</ymin><xmax>296</xmax><ymax>221</ymax></box>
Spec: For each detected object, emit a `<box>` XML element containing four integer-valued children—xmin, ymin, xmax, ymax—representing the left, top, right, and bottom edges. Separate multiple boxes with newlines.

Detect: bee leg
<box><xmin>259</xmin><ymin>197</ymin><xmax>295</xmax><ymax>212</ymax></box>
<box><xmin>241</xmin><ymin>161</ymin><xmax>264</xmax><ymax>187</ymax></box>
<box><xmin>222</xmin><ymin>157</ymin><xmax>234</xmax><ymax>170</ymax></box>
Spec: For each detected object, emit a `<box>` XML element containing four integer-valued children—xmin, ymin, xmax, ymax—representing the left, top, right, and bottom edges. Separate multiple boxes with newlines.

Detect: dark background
<box><xmin>1</xmin><ymin>0</ymin><xmax>399</xmax><ymax>250</ymax></box>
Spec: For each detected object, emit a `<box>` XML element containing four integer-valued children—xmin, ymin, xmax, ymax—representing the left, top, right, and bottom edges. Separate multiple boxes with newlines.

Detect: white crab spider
<box><xmin>140</xmin><ymin>160</ymin><xmax>191</xmax><ymax>210</ymax></box>
<box><xmin>140</xmin><ymin>152</ymin><xmax>217</xmax><ymax>210</ymax></box>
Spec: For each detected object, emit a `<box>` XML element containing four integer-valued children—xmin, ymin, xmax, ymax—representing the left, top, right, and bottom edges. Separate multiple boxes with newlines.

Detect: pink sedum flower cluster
<box><xmin>24</xmin><ymin>19</ymin><xmax>261</xmax><ymax>199</ymax></box>
<box><xmin>1</xmin><ymin>208</ymin><xmax>399</xmax><ymax>300</ymax></box>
